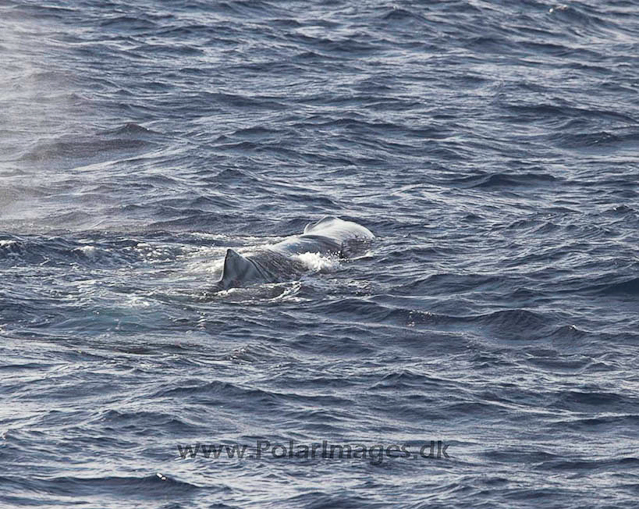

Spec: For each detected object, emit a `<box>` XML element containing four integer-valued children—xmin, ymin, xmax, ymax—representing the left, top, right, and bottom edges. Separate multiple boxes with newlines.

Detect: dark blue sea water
<box><xmin>1</xmin><ymin>0</ymin><xmax>639</xmax><ymax>507</ymax></box>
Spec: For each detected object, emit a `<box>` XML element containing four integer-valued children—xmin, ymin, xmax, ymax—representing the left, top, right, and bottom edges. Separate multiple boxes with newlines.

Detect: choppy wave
<box><xmin>1</xmin><ymin>0</ymin><xmax>638</xmax><ymax>507</ymax></box>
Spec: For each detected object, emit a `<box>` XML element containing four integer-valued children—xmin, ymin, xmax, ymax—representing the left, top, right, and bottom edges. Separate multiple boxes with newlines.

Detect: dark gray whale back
<box><xmin>215</xmin><ymin>216</ymin><xmax>373</xmax><ymax>290</ymax></box>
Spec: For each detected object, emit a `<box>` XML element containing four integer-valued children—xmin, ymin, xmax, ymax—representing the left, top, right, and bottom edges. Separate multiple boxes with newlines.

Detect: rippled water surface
<box><xmin>1</xmin><ymin>0</ymin><xmax>639</xmax><ymax>507</ymax></box>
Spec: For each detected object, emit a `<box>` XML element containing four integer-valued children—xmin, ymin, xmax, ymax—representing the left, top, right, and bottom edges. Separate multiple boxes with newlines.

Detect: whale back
<box><xmin>304</xmin><ymin>216</ymin><xmax>374</xmax><ymax>242</ymax></box>
<box><xmin>304</xmin><ymin>216</ymin><xmax>339</xmax><ymax>234</ymax></box>
<box><xmin>214</xmin><ymin>217</ymin><xmax>373</xmax><ymax>290</ymax></box>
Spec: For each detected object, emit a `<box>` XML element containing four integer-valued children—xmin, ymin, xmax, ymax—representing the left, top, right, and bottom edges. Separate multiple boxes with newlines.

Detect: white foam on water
<box><xmin>76</xmin><ymin>245</ymin><xmax>96</xmax><ymax>258</ymax></box>
<box><xmin>293</xmin><ymin>251</ymin><xmax>340</xmax><ymax>273</ymax></box>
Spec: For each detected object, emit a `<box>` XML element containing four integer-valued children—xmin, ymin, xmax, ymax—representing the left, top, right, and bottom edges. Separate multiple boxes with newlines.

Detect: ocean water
<box><xmin>1</xmin><ymin>0</ymin><xmax>639</xmax><ymax>507</ymax></box>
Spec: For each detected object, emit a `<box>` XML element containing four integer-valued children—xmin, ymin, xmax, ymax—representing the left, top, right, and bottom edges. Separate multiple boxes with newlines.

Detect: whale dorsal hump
<box><xmin>304</xmin><ymin>215</ymin><xmax>340</xmax><ymax>234</ymax></box>
<box><xmin>220</xmin><ymin>248</ymin><xmax>254</xmax><ymax>288</ymax></box>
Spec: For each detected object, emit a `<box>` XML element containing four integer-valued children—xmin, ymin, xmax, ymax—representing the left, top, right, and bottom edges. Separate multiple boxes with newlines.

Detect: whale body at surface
<box><xmin>214</xmin><ymin>216</ymin><xmax>374</xmax><ymax>290</ymax></box>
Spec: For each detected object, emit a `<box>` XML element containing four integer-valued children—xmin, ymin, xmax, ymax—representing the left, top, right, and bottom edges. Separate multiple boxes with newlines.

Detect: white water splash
<box><xmin>293</xmin><ymin>251</ymin><xmax>340</xmax><ymax>273</ymax></box>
